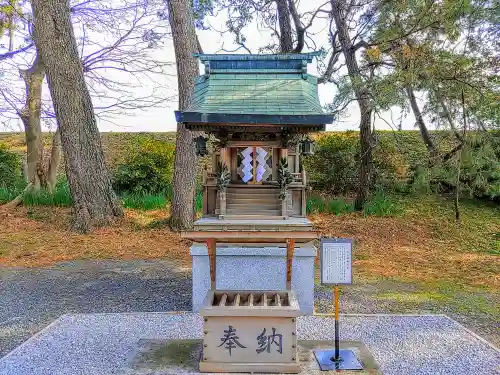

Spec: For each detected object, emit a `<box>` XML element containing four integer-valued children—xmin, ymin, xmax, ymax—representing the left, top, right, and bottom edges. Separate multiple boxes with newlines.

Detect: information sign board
<box><xmin>320</xmin><ymin>238</ymin><xmax>353</xmax><ymax>285</ymax></box>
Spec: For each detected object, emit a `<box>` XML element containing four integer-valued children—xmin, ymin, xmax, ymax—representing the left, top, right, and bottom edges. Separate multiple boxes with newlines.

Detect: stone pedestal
<box><xmin>190</xmin><ymin>243</ymin><xmax>316</xmax><ymax>314</ymax></box>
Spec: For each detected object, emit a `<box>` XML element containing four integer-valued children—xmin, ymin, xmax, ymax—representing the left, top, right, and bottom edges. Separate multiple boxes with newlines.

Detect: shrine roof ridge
<box><xmin>193</xmin><ymin>52</ymin><xmax>321</xmax><ymax>62</ymax></box>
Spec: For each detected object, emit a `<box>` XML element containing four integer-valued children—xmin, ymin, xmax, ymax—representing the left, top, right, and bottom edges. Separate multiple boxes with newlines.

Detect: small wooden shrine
<box><xmin>176</xmin><ymin>52</ymin><xmax>332</xmax><ymax>223</ymax></box>
<box><xmin>178</xmin><ymin>53</ymin><xmax>333</xmax><ymax>373</ymax></box>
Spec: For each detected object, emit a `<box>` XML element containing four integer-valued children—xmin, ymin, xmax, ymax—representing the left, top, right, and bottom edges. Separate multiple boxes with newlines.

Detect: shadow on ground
<box><xmin>0</xmin><ymin>260</ymin><xmax>191</xmax><ymax>357</ymax></box>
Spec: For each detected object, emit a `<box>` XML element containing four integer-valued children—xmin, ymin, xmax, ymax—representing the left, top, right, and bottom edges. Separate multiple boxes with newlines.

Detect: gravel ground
<box><xmin>0</xmin><ymin>260</ymin><xmax>498</xmax><ymax>360</ymax></box>
<box><xmin>315</xmin><ymin>281</ymin><xmax>500</xmax><ymax>348</ymax></box>
<box><xmin>0</xmin><ymin>260</ymin><xmax>191</xmax><ymax>357</ymax></box>
<box><xmin>0</xmin><ymin>313</ymin><xmax>498</xmax><ymax>375</ymax></box>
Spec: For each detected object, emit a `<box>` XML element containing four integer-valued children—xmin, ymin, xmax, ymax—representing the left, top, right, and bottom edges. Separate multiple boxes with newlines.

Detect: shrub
<box><xmin>408</xmin><ymin>135</ymin><xmax>500</xmax><ymax>201</ymax></box>
<box><xmin>305</xmin><ymin>131</ymin><xmax>427</xmax><ymax>194</ymax></box>
<box><xmin>0</xmin><ymin>143</ymin><xmax>22</xmax><ymax>188</ymax></box>
<box><xmin>326</xmin><ymin>198</ymin><xmax>354</xmax><ymax>215</ymax></box>
<box><xmin>304</xmin><ymin>132</ymin><xmax>359</xmax><ymax>194</ymax></box>
<box><xmin>363</xmin><ymin>190</ymin><xmax>402</xmax><ymax>217</ymax></box>
<box><xmin>113</xmin><ymin>138</ymin><xmax>175</xmax><ymax>195</ymax></box>
<box><xmin>306</xmin><ymin>195</ymin><xmax>326</xmax><ymax>214</ymax></box>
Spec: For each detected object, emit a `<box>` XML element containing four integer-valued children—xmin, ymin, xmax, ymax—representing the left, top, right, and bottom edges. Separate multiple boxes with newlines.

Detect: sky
<box><xmin>0</xmin><ymin>0</ymin><xmax>419</xmax><ymax>133</ymax></box>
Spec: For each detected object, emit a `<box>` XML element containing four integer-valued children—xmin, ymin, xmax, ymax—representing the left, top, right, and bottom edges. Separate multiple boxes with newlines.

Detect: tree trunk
<box><xmin>331</xmin><ymin>0</ymin><xmax>373</xmax><ymax>210</ymax></box>
<box><xmin>437</xmin><ymin>94</ymin><xmax>463</xmax><ymax>142</ymax></box>
<box><xmin>19</xmin><ymin>55</ymin><xmax>45</xmax><ymax>190</ymax></box>
<box><xmin>276</xmin><ymin>0</ymin><xmax>294</xmax><ymax>53</ymax></box>
<box><xmin>167</xmin><ymin>0</ymin><xmax>202</xmax><ymax>230</ymax></box>
<box><xmin>31</xmin><ymin>0</ymin><xmax>123</xmax><ymax>233</ymax></box>
<box><xmin>406</xmin><ymin>85</ymin><xmax>437</xmax><ymax>156</ymax></box>
<box><xmin>47</xmin><ymin>128</ymin><xmax>62</xmax><ymax>192</ymax></box>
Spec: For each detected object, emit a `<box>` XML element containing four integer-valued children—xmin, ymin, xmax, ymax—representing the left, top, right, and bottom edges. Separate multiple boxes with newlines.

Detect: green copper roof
<box><xmin>175</xmin><ymin>53</ymin><xmax>333</xmax><ymax>126</ymax></box>
<box><xmin>187</xmin><ymin>73</ymin><xmax>323</xmax><ymax>115</ymax></box>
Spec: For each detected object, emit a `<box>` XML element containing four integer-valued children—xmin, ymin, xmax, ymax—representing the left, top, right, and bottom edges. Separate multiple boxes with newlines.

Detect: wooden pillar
<box><xmin>206</xmin><ymin>239</ymin><xmax>217</xmax><ymax>289</ymax></box>
<box><xmin>279</xmin><ymin>147</ymin><xmax>288</xmax><ymax>160</ymax></box>
<box><xmin>280</xmin><ymin>147</ymin><xmax>289</xmax><ymax>217</ymax></box>
<box><xmin>252</xmin><ymin>146</ymin><xmax>257</xmax><ymax>183</ymax></box>
<box><xmin>219</xmin><ymin>148</ymin><xmax>230</xmax><ymax>216</ymax></box>
<box><xmin>230</xmin><ymin>148</ymin><xmax>238</xmax><ymax>181</ymax></box>
<box><xmin>301</xmin><ymin>169</ymin><xmax>307</xmax><ymax>217</ymax></box>
<box><xmin>272</xmin><ymin>148</ymin><xmax>278</xmax><ymax>181</ymax></box>
<box><xmin>286</xmin><ymin>239</ymin><xmax>295</xmax><ymax>290</ymax></box>
<box><xmin>220</xmin><ymin>147</ymin><xmax>231</xmax><ymax>167</ymax></box>
<box><xmin>294</xmin><ymin>145</ymin><xmax>300</xmax><ymax>173</ymax></box>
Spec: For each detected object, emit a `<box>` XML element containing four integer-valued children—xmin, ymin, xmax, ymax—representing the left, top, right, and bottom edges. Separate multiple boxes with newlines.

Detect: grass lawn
<box><xmin>0</xmin><ymin>194</ymin><xmax>498</xmax><ymax>345</ymax></box>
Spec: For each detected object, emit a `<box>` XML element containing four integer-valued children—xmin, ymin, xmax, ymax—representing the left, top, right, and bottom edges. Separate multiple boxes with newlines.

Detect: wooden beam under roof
<box><xmin>181</xmin><ymin>230</ymin><xmax>318</xmax><ymax>243</ymax></box>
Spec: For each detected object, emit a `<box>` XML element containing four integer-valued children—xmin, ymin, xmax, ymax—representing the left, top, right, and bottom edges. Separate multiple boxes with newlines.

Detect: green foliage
<box><xmin>306</xmin><ymin>131</ymin><xmax>500</xmax><ymax>203</ymax></box>
<box><xmin>0</xmin><ymin>186</ymin><xmax>19</xmax><ymax>203</ymax></box>
<box><xmin>367</xmin><ymin>0</ymin><xmax>499</xmax><ymax>134</ymax></box>
<box><xmin>22</xmin><ymin>181</ymin><xmax>72</xmax><ymax>207</ymax></box>
<box><xmin>305</xmin><ymin>131</ymin><xmax>431</xmax><ymax>194</ymax></box>
<box><xmin>411</xmin><ymin>135</ymin><xmax>500</xmax><ymax>200</ymax></box>
<box><xmin>0</xmin><ymin>143</ymin><xmax>22</xmax><ymax>188</ymax></box>
<box><xmin>327</xmin><ymin>198</ymin><xmax>354</xmax><ymax>215</ymax></box>
<box><xmin>121</xmin><ymin>193</ymin><xmax>168</xmax><ymax>210</ymax></box>
<box><xmin>306</xmin><ymin>195</ymin><xmax>354</xmax><ymax>215</ymax></box>
<box><xmin>304</xmin><ymin>132</ymin><xmax>359</xmax><ymax>194</ymax></box>
<box><xmin>278</xmin><ymin>157</ymin><xmax>293</xmax><ymax>200</ymax></box>
<box><xmin>363</xmin><ymin>190</ymin><xmax>403</xmax><ymax>217</ymax></box>
<box><xmin>0</xmin><ymin>0</ymin><xmax>21</xmax><ymax>36</ymax></box>
<box><xmin>113</xmin><ymin>138</ymin><xmax>175</xmax><ymax>195</ymax></box>
<box><xmin>216</xmin><ymin>162</ymin><xmax>231</xmax><ymax>190</ymax></box>
<box><xmin>306</xmin><ymin>195</ymin><xmax>325</xmax><ymax>214</ymax></box>
<box><xmin>195</xmin><ymin>189</ymin><xmax>203</xmax><ymax>212</ymax></box>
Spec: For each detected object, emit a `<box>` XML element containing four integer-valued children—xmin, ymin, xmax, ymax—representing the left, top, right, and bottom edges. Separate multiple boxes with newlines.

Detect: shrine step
<box><xmin>227</xmin><ymin>196</ymin><xmax>281</xmax><ymax>205</ymax></box>
<box><xmin>226</xmin><ymin>190</ymin><xmax>279</xmax><ymax>198</ymax></box>
<box><xmin>227</xmin><ymin>188</ymin><xmax>280</xmax><ymax>195</ymax></box>
<box><xmin>225</xmin><ymin>187</ymin><xmax>281</xmax><ymax>216</ymax></box>
<box><xmin>226</xmin><ymin>203</ymin><xmax>280</xmax><ymax>209</ymax></box>
<box><xmin>226</xmin><ymin>209</ymin><xmax>281</xmax><ymax>216</ymax></box>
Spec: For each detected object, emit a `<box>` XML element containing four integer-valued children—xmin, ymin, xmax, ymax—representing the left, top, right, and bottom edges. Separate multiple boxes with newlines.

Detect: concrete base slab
<box><xmin>0</xmin><ymin>313</ymin><xmax>498</xmax><ymax>375</ymax></box>
<box><xmin>131</xmin><ymin>340</ymin><xmax>381</xmax><ymax>375</ymax></box>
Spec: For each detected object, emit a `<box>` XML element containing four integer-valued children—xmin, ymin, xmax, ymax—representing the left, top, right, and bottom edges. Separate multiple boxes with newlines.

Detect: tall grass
<box><xmin>306</xmin><ymin>195</ymin><xmax>325</xmax><ymax>214</ymax></box>
<box><xmin>1</xmin><ymin>179</ymin><xmax>400</xmax><ymax>217</ymax></box>
<box><xmin>307</xmin><ymin>195</ymin><xmax>354</xmax><ymax>215</ymax></box>
<box><xmin>121</xmin><ymin>186</ymin><xmax>203</xmax><ymax>211</ymax></box>
<box><xmin>327</xmin><ymin>198</ymin><xmax>354</xmax><ymax>215</ymax></box>
<box><xmin>0</xmin><ymin>182</ymin><xmax>72</xmax><ymax>206</ymax></box>
<box><xmin>306</xmin><ymin>190</ymin><xmax>402</xmax><ymax>217</ymax></box>
<box><xmin>363</xmin><ymin>190</ymin><xmax>402</xmax><ymax>217</ymax></box>
<box><xmin>23</xmin><ymin>183</ymin><xmax>72</xmax><ymax>207</ymax></box>
<box><xmin>0</xmin><ymin>186</ymin><xmax>20</xmax><ymax>204</ymax></box>
<box><xmin>121</xmin><ymin>193</ymin><xmax>168</xmax><ymax>210</ymax></box>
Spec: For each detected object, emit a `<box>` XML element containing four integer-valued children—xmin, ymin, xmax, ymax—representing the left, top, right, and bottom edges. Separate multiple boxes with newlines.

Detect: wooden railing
<box><xmin>291</xmin><ymin>169</ymin><xmax>307</xmax><ymax>186</ymax></box>
<box><xmin>202</xmin><ymin>167</ymin><xmax>217</xmax><ymax>185</ymax></box>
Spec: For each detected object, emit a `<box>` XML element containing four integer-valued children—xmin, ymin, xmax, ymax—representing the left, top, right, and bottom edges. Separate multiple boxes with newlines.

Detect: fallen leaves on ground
<box><xmin>1</xmin><ymin>200</ymin><xmax>498</xmax><ymax>291</ymax></box>
<box><xmin>0</xmin><ymin>207</ymin><xmax>191</xmax><ymax>268</ymax></box>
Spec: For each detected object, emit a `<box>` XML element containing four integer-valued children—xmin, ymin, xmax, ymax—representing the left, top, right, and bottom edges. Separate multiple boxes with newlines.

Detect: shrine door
<box><xmin>236</xmin><ymin>147</ymin><xmax>273</xmax><ymax>184</ymax></box>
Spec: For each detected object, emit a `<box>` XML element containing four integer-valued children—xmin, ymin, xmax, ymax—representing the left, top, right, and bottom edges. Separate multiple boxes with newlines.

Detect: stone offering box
<box><xmin>200</xmin><ymin>290</ymin><xmax>302</xmax><ymax>374</ymax></box>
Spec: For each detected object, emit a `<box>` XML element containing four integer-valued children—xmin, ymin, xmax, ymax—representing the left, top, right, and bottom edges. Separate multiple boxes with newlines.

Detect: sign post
<box><xmin>313</xmin><ymin>238</ymin><xmax>363</xmax><ymax>371</ymax></box>
<box><xmin>334</xmin><ymin>285</ymin><xmax>340</xmax><ymax>362</ymax></box>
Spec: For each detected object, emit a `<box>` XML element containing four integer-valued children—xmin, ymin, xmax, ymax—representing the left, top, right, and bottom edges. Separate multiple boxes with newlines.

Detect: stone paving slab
<box><xmin>131</xmin><ymin>339</ymin><xmax>381</xmax><ymax>375</ymax></box>
<box><xmin>0</xmin><ymin>313</ymin><xmax>498</xmax><ymax>375</ymax></box>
